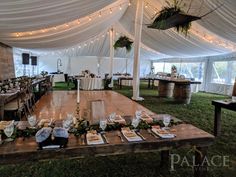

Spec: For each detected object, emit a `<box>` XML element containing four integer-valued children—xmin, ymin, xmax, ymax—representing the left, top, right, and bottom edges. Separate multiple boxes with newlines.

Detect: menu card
<box><xmin>151</xmin><ymin>126</ymin><xmax>176</xmax><ymax>139</ymax></box>
<box><xmin>86</xmin><ymin>130</ymin><xmax>104</xmax><ymax>145</ymax></box>
<box><xmin>121</xmin><ymin>127</ymin><xmax>142</xmax><ymax>142</ymax></box>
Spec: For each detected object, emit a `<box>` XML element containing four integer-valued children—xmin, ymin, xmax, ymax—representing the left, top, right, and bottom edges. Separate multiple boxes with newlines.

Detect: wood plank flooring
<box><xmin>34</xmin><ymin>91</ymin><xmax>154</xmax><ymax>121</ymax></box>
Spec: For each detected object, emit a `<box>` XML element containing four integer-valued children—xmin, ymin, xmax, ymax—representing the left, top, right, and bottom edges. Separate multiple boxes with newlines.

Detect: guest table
<box><xmin>0</xmin><ymin>77</ymin><xmax>47</xmax><ymax>120</ymax></box>
<box><xmin>212</xmin><ymin>100</ymin><xmax>236</xmax><ymax>136</ymax></box>
<box><xmin>0</xmin><ymin>91</ymin><xmax>214</xmax><ymax>177</ymax></box>
<box><xmin>79</xmin><ymin>78</ymin><xmax>103</xmax><ymax>90</ymax></box>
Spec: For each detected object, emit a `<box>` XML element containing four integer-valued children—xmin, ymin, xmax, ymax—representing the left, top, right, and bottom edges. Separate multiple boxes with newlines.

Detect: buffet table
<box><xmin>79</xmin><ymin>78</ymin><xmax>103</xmax><ymax>90</ymax></box>
<box><xmin>157</xmin><ymin>78</ymin><xmax>201</xmax><ymax>104</ymax></box>
<box><xmin>52</xmin><ymin>74</ymin><xmax>65</xmax><ymax>86</ymax></box>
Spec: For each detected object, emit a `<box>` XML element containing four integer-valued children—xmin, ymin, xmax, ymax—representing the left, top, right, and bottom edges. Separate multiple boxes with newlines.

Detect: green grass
<box><xmin>53</xmin><ymin>82</ymin><xmax>75</xmax><ymax>91</ymax></box>
<box><xmin>1</xmin><ymin>82</ymin><xmax>236</xmax><ymax>177</ymax></box>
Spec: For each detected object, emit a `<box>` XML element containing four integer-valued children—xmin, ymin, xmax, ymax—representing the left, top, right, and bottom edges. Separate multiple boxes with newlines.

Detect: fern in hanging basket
<box><xmin>147</xmin><ymin>0</ymin><xmax>200</xmax><ymax>36</ymax></box>
<box><xmin>114</xmin><ymin>36</ymin><xmax>133</xmax><ymax>52</ymax></box>
<box><xmin>148</xmin><ymin>0</ymin><xmax>223</xmax><ymax>36</ymax></box>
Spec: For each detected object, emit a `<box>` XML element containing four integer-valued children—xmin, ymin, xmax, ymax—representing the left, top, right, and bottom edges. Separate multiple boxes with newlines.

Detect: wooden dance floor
<box><xmin>34</xmin><ymin>91</ymin><xmax>154</xmax><ymax>120</ymax></box>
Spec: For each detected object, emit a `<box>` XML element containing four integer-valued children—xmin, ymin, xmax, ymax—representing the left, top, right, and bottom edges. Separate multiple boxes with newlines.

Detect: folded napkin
<box><xmin>86</xmin><ymin>132</ymin><xmax>104</xmax><ymax>145</ymax></box>
<box><xmin>121</xmin><ymin>128</ymin><xmax>142</xmax><ymax>142</ymax></box>
<box><xmin>151</xmin><ymin>127</ymin><xmax>176</xmax><ymax>139</ymax></box>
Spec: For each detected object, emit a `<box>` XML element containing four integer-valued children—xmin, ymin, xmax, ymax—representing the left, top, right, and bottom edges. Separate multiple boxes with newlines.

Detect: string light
<box><xmin>13</xmin><ymin>0</ymin><xmax>130</xmax><ymax>37</ymax></box>
<box><xmin>145</xmin><ymin>3</ymin><xmax>148</xmax><ymax>8</ymax></box>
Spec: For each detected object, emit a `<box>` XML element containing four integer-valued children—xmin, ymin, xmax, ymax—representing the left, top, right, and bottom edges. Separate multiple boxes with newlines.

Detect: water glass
<box><xmin>163</xmin><ymin>115</ymin><xmax>171</xmax><ymax>129</ymax></box>
<box><xmin>131</xmin><ymin>118</ymin><xmax>140</xmax><ymax>129</ymax></box>
<box><xmin>27</xmin><ymin>115</ymin><xmax>37</xmax><ymax>127</ymax></box>
<box><xmin>99</xmin><ymin>120</ymin><xmax>107</xmax><ymax>133</ymax></box>
<box><xmin>4</xmin><ymin>121</ymin><xmax>15</xmax><ymax>142</ymax></box>
<box><xmin>135</xmin><ymin>110</ymin><xmax>142</xmax><ymax>119</ymax></box>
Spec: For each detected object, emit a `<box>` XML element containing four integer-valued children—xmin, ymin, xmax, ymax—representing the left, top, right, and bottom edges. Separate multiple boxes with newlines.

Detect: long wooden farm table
<box><xmin>0</xmin><ymin>91</ymin><xmax>214</xmax><ymax>177</ymax></box>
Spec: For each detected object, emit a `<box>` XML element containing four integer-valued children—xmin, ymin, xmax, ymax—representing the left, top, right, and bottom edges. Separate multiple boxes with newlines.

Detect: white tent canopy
<box><xmin>0</xmin><ymin>0</ymin><xmax>235</xmax><ymax>59</ymax></box>
<box><xmin>1</xmin><ymin>0</ymin><xmax>236</xmax><ymax>97</ymax></box>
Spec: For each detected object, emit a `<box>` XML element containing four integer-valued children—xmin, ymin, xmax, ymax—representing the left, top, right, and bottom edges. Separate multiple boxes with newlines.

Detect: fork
<box><xmin>147</xmin><ymin>129</ymin><xmax>158</xmax><ymax>138</ymax></box>
<box><xmin>117</xmin><ymin>131</ymin><xmax>124</xmax><ymax>142</ymax></box>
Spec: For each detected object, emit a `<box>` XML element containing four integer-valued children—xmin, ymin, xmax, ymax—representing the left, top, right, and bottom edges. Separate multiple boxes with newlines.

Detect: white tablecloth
<box><xmin>52</xmin><ymin>74</ymin><xmax>65</xmax><ymax>86</ymax></box>
<box><xmin>80</xmin><ymin>78</ymin><xmax>103</xmax><ymax>90</ymax></box>
<box><xmin>121</xmin><ymin>80</ymin><xmax>132</xmax><ymax>86</ymax></box>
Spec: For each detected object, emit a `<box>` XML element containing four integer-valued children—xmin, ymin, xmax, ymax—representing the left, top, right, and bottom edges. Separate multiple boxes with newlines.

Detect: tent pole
<box><xmin>109</xmin><ymin>28</ymin><xmax>114</xmax><ymax>87</ymax></box>
<box><xmin>132</xmin><ymin>0</ymin><xmax>144</xmax><ymax>101</ymax></box>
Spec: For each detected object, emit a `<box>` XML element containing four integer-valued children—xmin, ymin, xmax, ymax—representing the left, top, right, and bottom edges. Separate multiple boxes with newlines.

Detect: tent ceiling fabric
<box><xmin>0</xmin><ymin>0</ymin><xmax>116</xmax><ymax>32</ymax></box>
<box><xmin>0</xmin><ymin>0</ymin><xmax>236</xmax><ymax>59</ymax></box>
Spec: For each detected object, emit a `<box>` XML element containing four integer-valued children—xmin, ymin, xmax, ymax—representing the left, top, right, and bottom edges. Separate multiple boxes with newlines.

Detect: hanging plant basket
<box><xmin>114</xmin><ymin>36</ymin><xmax>133</xmax><ymax>52</ymax></box>
<box><xmin>147</xmin><ymin>0</ymin><xmax>223</xmax><ymax>36</ymax></box>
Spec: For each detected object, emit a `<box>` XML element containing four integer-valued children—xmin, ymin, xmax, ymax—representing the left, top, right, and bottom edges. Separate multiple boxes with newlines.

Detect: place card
<box><xmin>121</xmin><ymin>127</ymin><xmax>142</xmax><ymax>142</ymax></box>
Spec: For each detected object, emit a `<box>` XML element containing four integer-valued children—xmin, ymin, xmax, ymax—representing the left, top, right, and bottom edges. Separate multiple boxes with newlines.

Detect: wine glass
<box><xmin>163</xmin><ymin>115</ymin><xmax>171</xmax><ymax>130</ymax></box>
<box><xmin>27</xmin><ymin>115</ymin><xmax>37</xmax><ymax>128</ymax></box>
<box><xmin>4</xmin><ymin>121</ymin><xmax>15</xmax><ymax>142</ymax></box>
<box><xmin>131</xmin><ymin>118</ymin><xmax>140</xmax><ymax>130</ymax></box>
<box><xmin>135</xmin><ymin>110</ymin><xmax>142</xmax><ymax>120</ymax></box>
<box><xmin>109</xmin><ymin>112</ymin><xmax>116</xmax><ymax>122</ymax></box>
<box><xmin>99</xmin><ymin>120</ymin><xmax>107</xmax><ymax>133</ymax></box>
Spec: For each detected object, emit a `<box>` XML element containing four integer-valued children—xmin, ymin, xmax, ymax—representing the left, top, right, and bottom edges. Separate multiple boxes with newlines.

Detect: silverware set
<box><xmin>117</xmin><ymin>131</ymin><xmax>124</xmax><ymax>142</ymax></box>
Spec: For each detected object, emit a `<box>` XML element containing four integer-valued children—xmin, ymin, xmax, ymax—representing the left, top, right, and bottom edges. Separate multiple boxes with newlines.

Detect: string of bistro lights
<box><xmin>142</xmin><ymin>0</ymin><xmax>236</xmax><ymax>52</ymax></box>
<box><xmin>15</xmin><ymin>0</ymin><xmax>236</xmax><ymax>52</ymax></box>
<box><xmin>14</xmin><ymin>0</ymin><xmax>131</xmax><ymax>37</ymax></box>
<box><xmin>39</xmin><ymin>27</ymin><xmax>164</xmax><ymax>57</ymax></box>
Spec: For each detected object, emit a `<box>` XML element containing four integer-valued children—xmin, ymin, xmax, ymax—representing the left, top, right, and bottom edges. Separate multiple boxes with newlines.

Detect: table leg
<box><xmin>214</xmin><ymin>106</ymin><xmax>221</xmax><ymax>137</ymax></box>
<box><xmin>148</xmin><ymin>79</ymin><xmax>151</xmax><ymax>89</ymax></box>
<box><xmin>152</xmin><ymin>79</ymin><xmax>154</xmax><ymax>89</ymax></box>
<box><xmin>194</xmin><ymin>147</ymin><xmax>208</xmax><ymax>177</ymax></box>
<box><xmin>160</xmin><ymin>150</ymin><xmax>170</xmax><ymax>172</ymax></box>
<box><xmin>0</xmin><ymin>101</ymin><xmax>4</xmax><ymax>120</ymax></box>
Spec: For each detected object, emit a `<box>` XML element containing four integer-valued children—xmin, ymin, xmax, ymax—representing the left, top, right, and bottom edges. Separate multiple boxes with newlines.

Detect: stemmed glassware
<box><xmin>131</xmin><ymin>117</ymin><xmax>140</xmax><ymax>130</ymax></box>
<box><xmin>4</xmin><ymin>121</ymin><xmax>15</xmax><ymax>142</ymax></box>
<box><xmin>99</xmin><ymin>119</ymin><xmax>107</xmax><ymax>134</ymax></box>
<box><xmin>135</xmin><ymin>110</ymin><xmax>142</xmax><ymax>119</ymax></box>
<box><xmin>27</xmin><ymin>115</ymin><xmax>37</xmax><ymax>128</ymax></box>
<box><xmin>163</xmin><ymin>115</ymin><xmax>171</xmax><ymax>130</ymax></box>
